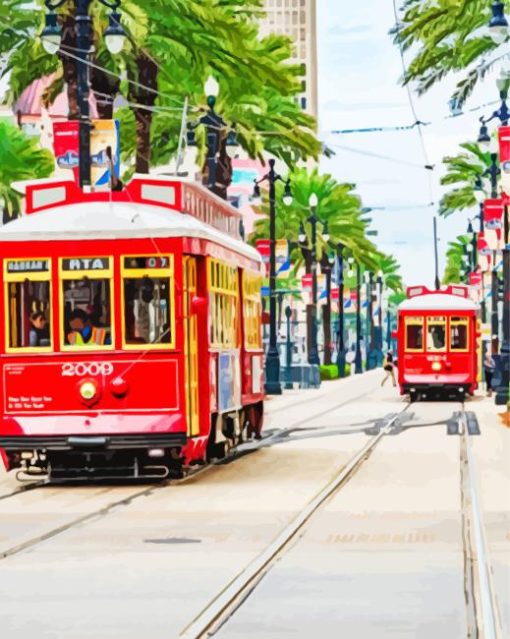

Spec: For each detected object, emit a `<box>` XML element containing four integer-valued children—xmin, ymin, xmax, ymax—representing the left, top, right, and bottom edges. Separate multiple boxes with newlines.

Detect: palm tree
<box><xmin>0</xmin><ymin>120</ymin><xmax>54</xmax><ymax>225</ymax></box>
<box><xmin>391</xmin><ymin>0</ymin><xmax>498</xmax><ymax>103</ymax></box>
<box><xmin>440</xmin><ymin>141</ymin><xmax>492</xmax><ymax>217</ymax></box>
<box><xmin>2</xmin><ymin>0</ymin><xmax>321</xmax><ymax>175</ymax></box>
<box><xmin>443</xmin><ymin>234</ymin><xmax>472</xmax><ymax>284</ymax></box>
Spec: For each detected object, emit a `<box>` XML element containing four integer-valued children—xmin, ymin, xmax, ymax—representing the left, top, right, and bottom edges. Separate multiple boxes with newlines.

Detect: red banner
<box><xmin>483</xmin><ymin>199</ymin><xmax>504</xmax><ymax>250</ymax></box>
<box><xmin>498</xmin><ymin>126</ymin><xmax>510</xmax><ymax>195</ymax></box>
<box><xmin>469</xmin><ymin>271</ymin><xmax>482</xmax><ymax>287</ymax></box>
<box><xmin>255</xmin><ymin>240</ymin><xmax>270</xmax><ymax>277</ymax></box>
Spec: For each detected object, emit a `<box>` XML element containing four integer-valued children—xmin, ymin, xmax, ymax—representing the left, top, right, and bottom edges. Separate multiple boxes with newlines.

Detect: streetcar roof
<box><xmin>399</xmin><ymin>293</ymin><xmax>477</xmax><ymax>311</ymax></box>
<box><xmin>0</xmin><ymin>200</ymin><xmax>261</xmax><ymax>262</ymax></box>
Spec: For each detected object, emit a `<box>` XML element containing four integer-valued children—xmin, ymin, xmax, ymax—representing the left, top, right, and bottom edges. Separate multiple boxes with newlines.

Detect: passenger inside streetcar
<box><xmin>29</xmin><ymin>311</ymin><xmax>50</xmax><ymax>347</ymax></box>
<box><xmin>123</xmin><ymin>275</ymin><xmax>171</xmax><ymax>345</ymax></box>
<box><xmin>426</xmin><ymin>324</ymin><xmax>446</xmax><ymax>351</ymax></box>
<box><xmin>67</xmin><ymin>308</ymin><xmax>110</xmax><ymax>346</ymax></box>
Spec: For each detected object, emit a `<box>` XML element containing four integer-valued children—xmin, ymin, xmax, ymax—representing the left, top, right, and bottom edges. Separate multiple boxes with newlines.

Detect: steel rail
<box><xmin>179</xmin><ymin>404</ymin><xmax>411</xmax><ymax>639</ymax></box>
<box><xmin>460</xmin><ymin>409</ymin><xmax>502</xmax><ymax>639</ymax></box>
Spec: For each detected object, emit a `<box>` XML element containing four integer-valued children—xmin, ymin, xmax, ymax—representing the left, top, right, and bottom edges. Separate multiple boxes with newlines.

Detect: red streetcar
<box><xmin>0</xmin><ymin>176</ymin><xmax>264</xmax><ymax>479</ymax></box>
<box><xmin>397</xmin><ymin>285</ymin><xmax>480</xmax><ymax>400</ymax></box>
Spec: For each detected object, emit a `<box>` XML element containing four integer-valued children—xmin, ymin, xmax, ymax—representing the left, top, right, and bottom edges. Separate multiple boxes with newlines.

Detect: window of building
<box><xmin>450</xmin><ymin>317</ymin><xmax>469</xmax><ymax>351</ymax></box>
<box><xmin>121</xmin><ymin>256</ymin><xmax>173</xmax><ymax>349</ymax></box>
<box><xmin>243</xmin><ymin>271</ymin><xmax>262</xmax><ymax>350</ymax></box>
<box><xmin>426</xmin><ymin>316</ymin><xmax>446</xmax><ymax>352</ymax></box>
<box><xmin>4</xmin><ymin>258</ymin><xmax>52</xmax><ymax>352</ymax></box>
<box><xmin>209</xmin><ymin>258</ymin><xmax>239</xmax><ymax>348</ymax></box>
<box><xmin>60</xmin><ymin>257</ymin><xmax>113</xmax><ymax>349</ymax></box>
<box><xmin>405</xmin><ymin>317</ymin><xmax>423</xmax><ymax>351</ymax></box>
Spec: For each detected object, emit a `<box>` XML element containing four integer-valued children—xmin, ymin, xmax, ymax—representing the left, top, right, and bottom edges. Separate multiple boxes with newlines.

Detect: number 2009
<box><xmin>61</xmin><ymin>362</ymin><xmax>114</xmax><ymax>377</ymax></box>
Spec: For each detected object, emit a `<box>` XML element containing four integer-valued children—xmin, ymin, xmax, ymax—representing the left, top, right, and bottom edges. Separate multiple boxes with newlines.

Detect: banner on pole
<box><xmin>255</xmin><ymin>240</ymin><xmax>270</xmax><ymax>277</ymax></box>
<box><xmin>53</xmin><ymin>119</ymin><xmax>120</xmax><ymax>186</ymax></box>
<box><xmin>483</xmin><ymin>199</ymin><xmax>504</xmax><ymax>249</ymax></box>
<box><xmin>477</xmin><ymin>233</ymin><xmax>492</xmax><ymax>271</ymax></box>
<box><xmin>499</xmin><ymin>126</ymin><xmax>510</xmax><ymax>195</ymax></box>
<box><xmin>275</xmin><ymin>240</ymin><xmax>290</xmax><ymax>279</ymax></box>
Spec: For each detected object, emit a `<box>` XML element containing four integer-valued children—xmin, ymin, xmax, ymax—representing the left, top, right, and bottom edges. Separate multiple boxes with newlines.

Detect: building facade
<box><xmin>258</xmin><ymin>0</ymin><xmax>318</xmax><ymax>119</ymax></box>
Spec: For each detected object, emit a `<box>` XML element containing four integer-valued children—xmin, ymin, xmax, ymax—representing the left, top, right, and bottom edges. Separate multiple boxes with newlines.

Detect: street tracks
<box><xmin>179</xmin><ymin>403</ymin><xmax>412</xmax><ymax>639</ymax></box>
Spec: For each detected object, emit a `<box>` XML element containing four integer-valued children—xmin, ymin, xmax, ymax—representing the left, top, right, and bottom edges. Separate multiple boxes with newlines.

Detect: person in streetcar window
<box><xmin>29</xmin><ymin>311</ymin><xmax>50</xmax><ymax>347</ymax></box>
<box><xmin>67</xmin><ymin>308</ymin><xmax>110</xmax><ymax>346</ymax></box>
<box><xmin>426</xmin><ymin>324</ymin><xmax>446</xmax><ymax>351</ymax></box>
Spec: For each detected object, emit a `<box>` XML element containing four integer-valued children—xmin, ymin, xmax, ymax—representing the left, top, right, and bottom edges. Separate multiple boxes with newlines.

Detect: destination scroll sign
<box><xmin>7</xmin><ymin>259</ymin><xmax>49</xmax><ymax>273</ymax></box>
<box><xmin>62</xmin><ymin>257</ymin><xmax>110</xmax><ymax>271</ymax></box>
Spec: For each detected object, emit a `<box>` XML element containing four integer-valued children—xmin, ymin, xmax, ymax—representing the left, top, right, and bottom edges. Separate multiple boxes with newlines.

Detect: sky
<box><xmin>316</xmin><ymin>1</ymin><xmax>500</xmax><ymax>288</ymax></box>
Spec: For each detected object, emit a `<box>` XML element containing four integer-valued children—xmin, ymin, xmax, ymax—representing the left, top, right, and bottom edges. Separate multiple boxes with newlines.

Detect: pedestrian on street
<box><xmin>381</xmin><ymin>350</ymin><xmax>396</xmax><ymax>387</ymax></box>
<box><xmin>483</xmin><ymin>350</ymin><xmax>496</xmax><ymax>398</ymax></box>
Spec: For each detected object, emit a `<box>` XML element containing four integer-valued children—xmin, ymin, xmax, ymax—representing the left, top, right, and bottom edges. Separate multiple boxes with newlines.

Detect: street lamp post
<box><xmin>320</xmin><ymin>244</ymin><xmax>333</xmax><ymax>366</ymax></box>
<box><xmin>355</xmin><ymin>262</ymin><xmax>363</xmax><ymax>374</ymax></box>
<box><xmin>41</xmin><ymin>0</ymin><xmax>126</xmax><ymax>189</ymax></box>
<box><xmin>336</xmin><ymin>242</ymin><xmax>346</xmax><ymax>377</ymax></box>
<box><xmin>187</xmin><ymin>76</ymin><xmax>238</xmax><ymax>200</ymax></box>
<box><xmin>492</xmin><ymin>251</ymin><xmax>500</xmax><ymax>352</ymax></box>
<box><xmin>364</xmin><ymin>271</ymin><xmax>375</xmax><ymax>370</ymax></box>
<box><xmin>284</xmin><ymin>306</ymin><xmax>293</xmax><ymax>390</ymax></box>
<box><xmin>375</xmin><ymin>270</ymin><xmax>384</xmax><ymax>363</ymax></box>
<box><xmin>251</xmin><ymin>160</ymin><xmax>292</xmax><ymax>395</ymax></box>
<box><xmin>308</xmin><ymin>194</ymin><xmax>321</xmax><ymax>367</ymax></box>
<box><xmin>496</xmin><ymin>206</ymin><xmax>510</xmax><ymax>405</ymax></box>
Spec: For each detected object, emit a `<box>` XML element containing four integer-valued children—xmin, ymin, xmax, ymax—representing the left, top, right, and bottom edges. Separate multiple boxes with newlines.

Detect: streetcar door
<box><xmin>183</xmin><ymin>256</ymin><xmax>200</xmax><ymax>436</ymax></box>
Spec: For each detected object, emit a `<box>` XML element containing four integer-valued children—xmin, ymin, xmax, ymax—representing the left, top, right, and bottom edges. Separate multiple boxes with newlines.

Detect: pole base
<box><xmin>264</xmin><ymin>355</ymin><xmax>282</xmax><ymax>395</ymax></box>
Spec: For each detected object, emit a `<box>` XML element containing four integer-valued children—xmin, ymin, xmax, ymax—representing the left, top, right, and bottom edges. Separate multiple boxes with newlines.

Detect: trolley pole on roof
<box><xmin>41</xmin><ymin>0</ymin><xmax>126</xmax><ymax>190</ymax></box>
<box><xmin>433</xmin><ymin>216</ymin><xmax>440</xmax><ymax>290</ymax></box>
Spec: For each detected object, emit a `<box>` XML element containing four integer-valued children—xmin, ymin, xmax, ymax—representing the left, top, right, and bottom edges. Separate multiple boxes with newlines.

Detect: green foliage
<box><xmin>391</xmin><ymin>0</ymin><xmax>498</xmax><ymax>101</ymax></box>
<box><xmin>0</xmin><ymin>120</ymin><xmax>54</xmax><ymax>220</ymax></box>
<box><xmin>320</xmin><ymin>364</ymin><xmax>339</xmax><ymax>380</ymax></box>
<box><xmin>439</xmin><ymin>141</ymin><xmax>493</xmax><ymax>216</ymax></box>
<box><xmin>443</xmin><ymin>234</ymin><xmax>471</xmax><ymax>284</ymax></box>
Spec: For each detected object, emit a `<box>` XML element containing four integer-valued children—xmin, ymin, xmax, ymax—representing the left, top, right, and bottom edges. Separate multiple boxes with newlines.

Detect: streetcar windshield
<box><xmin>60</xmin><ymin>257</ymin><xmax>113</xmax><ymax>349</ymax></box>
<box><xmin>426</xmin><ymin>317</ymin><xmax>446</xmax><ymax>352</ymax></box>
<box><xmin>405</xmin><ymin>317</ymin><xmax>423</xmax><ymax>351</ymax></box>
<box><xmin>121</xmin><ymin>255</ymin><xmax>173</xmax><ymax>349</ymax></box>
<box><xmin>3</xmin><ymin>259</ymin><xmax>52</xmax><ymax>352</ymax></box>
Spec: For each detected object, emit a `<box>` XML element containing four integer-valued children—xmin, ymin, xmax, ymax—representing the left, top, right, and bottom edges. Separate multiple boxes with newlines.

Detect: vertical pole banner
<box><xmin>301</xmin><ymin>273</ymin><xmax>312</xmax><ymax>305</ymax></box>
<box><xmin>275</xmin><ymin>240</ymin><xmax>290</xmax><ymax>279</ymax></box>
<box><xmin>255</xmin><ymin>240</ymin><xmax>270</xmax><ymax>277</ymax></box>
<box><xmin>498</xmin><ymin>126</ymin><xmax>510</xmax><ymax>195</ymax></box>
<box><xmin>483</xmin><ymin>199</ymin><xmax>504</xmax><ymax>249</ymax></box>
<box><xmin>53</xmin><ymin>119</ymin><xmax>120</xmax><ymax>186</ymax></box>
<box><xmin>477</xmin><ymin>233</ymin><xmax>492</xmax><ymax>271</ymax></box>
<box><xmin>317</xmin><ymin>274</ymin><xmax>327</xmax><ymax>304</ymax></box>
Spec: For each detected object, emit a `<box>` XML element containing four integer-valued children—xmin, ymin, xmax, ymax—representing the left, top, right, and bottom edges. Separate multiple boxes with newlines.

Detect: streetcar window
<box><xmin>450</xmin><ymin>318</ymin><xmax>468</xmax><ymax>351</ymax></box>
<box><xmin>243</xmin><ymin>271</ymin><xmax>262</xmax><ymax>350</ymax></box>
<box><xmin>405</xmin><ymin>317</ymin><xmax>423</xmax><ymax>351</ymax></box>
<box><xmin>426</xmin><ymin>317</ymin><xmax>446</xmax><ymax>352</ymax></box>
<box><xmin>62</xmin><ymin>279</ymin><xmax>112</xmax><ymax>347</ymax></box>
<box><xmin>123</xmin><ymin>277</ymin><xmax>171</xmax><ymax>345</ymax></box>
<box><xmin>6</xmin><ymin>280</ymin><xmax>52</xmax><ymax>350</ymax></box>
<box><xmin>209</xmin><ymin>259</ymin><xmax>239</xmax><ymax>347</ymax></box>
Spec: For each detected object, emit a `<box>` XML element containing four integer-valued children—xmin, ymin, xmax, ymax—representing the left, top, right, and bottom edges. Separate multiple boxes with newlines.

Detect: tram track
<box><xmin>458</xmin><ymin>406</ymin><xmax>502</xmax><ymax>639</ymax></box>
<box><xmin>179</xmin><ymin>401</ymin><xmax>413</xmax><ymax>639</ymax></box>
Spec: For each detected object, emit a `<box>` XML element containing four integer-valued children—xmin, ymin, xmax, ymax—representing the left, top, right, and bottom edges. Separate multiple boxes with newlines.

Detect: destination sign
<box><xmin>62</xmin><ymin>257</ymin><xmax>110</xmax><ymax>272</ymax></box>
<box><xmin>123</xmin><ymin>256</ymin><xmax>170</xmax><ymax>269</ymax></box>
<box><xmin>7</xmin><ymin>259</ymin><xmax>49</xmax><ymax>273</ymax></box>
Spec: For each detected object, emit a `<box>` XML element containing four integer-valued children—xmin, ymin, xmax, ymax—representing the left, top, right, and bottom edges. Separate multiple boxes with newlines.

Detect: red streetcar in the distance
<box><xmin>396</xmin><ymin>285</ymin><xmax>480</xmax><ymax>401</ymax></box>
<box><xmin>0</xmin><ymin>176</ymin><xmax>264</xmax><ymax>480</ymax></box>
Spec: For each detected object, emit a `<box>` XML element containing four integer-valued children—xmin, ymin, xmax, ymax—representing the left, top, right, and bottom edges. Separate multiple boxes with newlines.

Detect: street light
<box><xmin>187</xmin><ymin>76</ymin><xmax>238</xmax><ymax>200</ymax></box>
<box><xmin>336</xmin><ymin>242</ymin><xmax>346</xmax><ymax>377</ymax></box>
<box><xmin>41</xmin><ymin>0</ymin><xmax>126</xmax><ymax>188</ymax></box>
<box><xmin>488</xmin><ymin>1</ymin><xmax>509</xmax><ymax>44</ymax></box>
<box><xmin>251</xmin><ymin>159</ymin><xmax>292</xmax><ymax>395</ymax></box>
<box><xmin>355</xmin><ymin>262</ymin><xmax>363</xmax><ymax>374</ymax></box>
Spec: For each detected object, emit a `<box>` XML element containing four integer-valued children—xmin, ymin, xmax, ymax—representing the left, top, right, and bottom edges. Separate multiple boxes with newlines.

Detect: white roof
<box><xmin>0</xmin><ymin>200</ymin><xmax>261</xmax><ymax>263</ymax></box>
<box><xmin>399</xmin><ymin>293</ymin><xmax>477</xmax><ymax>311</ymax></box>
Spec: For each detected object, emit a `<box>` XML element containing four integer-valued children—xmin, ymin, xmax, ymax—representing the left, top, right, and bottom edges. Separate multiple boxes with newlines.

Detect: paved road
<box><xmin>0</xmin><ymin>372</ymin><xmax>507</xmax><ymax>639</ymax></box>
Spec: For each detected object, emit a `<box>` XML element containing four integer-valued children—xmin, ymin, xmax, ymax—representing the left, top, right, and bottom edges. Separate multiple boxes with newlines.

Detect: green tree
<box><xmin>439</xmin><ymin>141</ymin><xmax>492</xmax><ymax>216</ymax></box>
<box><xmin>443</xmin><ymin>234</ymin><xmax>472</xmax><ymax>283</ymax></box>
<box><xmin>391</xmin><ymin>0</ymin><xmax>501</xmax><ymax>103</ymax></box>
<box><xmin>0</xmin><ymin>120</ymin><xmax>54</xmax><ymax>224</ymax></box>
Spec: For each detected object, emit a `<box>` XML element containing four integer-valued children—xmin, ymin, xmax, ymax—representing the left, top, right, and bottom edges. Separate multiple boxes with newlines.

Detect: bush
<box><xmin>320</xmin><ymin>364</ymin><xmax>340</xmax><ymax>380</ymax></box>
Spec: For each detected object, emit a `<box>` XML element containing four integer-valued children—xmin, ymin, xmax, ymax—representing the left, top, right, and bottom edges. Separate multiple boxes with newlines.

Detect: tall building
<box><xmin>258</xmin><ymin>0</ymin><xmax>318</xmax><ymax>119</ymax></box>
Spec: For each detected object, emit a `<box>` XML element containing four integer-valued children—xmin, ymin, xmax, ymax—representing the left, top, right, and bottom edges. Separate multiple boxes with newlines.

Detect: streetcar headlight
<box><xmin>80</xmin><ymin>380</ymin><xmax>97</xmax><ymax>401</ymax></box>
<box><xmin>431</xmin><ymin>362</ymin><xmax>442</xmax><ymax>371</ymax></box>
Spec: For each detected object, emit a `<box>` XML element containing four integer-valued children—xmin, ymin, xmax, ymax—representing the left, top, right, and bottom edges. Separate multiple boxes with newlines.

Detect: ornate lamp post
<box><xmin>375</xmin><ymin>270</ymin><xmax>384</xmax><ymax>363</ymax></box>
<box><xmin>299</xmin><ymin>194</ymin><xmax>326</xmax><ymax>367</ymax></box>
<box><xmin>251</xmin><ymin>161</ymin><xmax>292</xmax><ymax>394</ymax></box>
<box><xmin>355</xmin><ymin>262</ymin><xmax>363</xmax><ymax>374</ymax></box>
<box><xmin>364</xmin><ymin>271</ymin><xmax>375</xmax><ymax>369</ymax></box>
<box><xmin>320</xmin><ymin>236</ymin><xmax>334</xmax><ymax>366</ymax></box>
<box><xmin>187</xmin><ymin>76</ymin><xmax>238</xmax><ymax>200</ymax></box>
<box><xmin>41</xmin><ymin>0</ymin><xmax>126</xmax><ymax>189</ymax></box>
<box><xmin>336</xmin><ymin>242</ymin><xmax>346</xmax><ymax>377</ymax></box>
